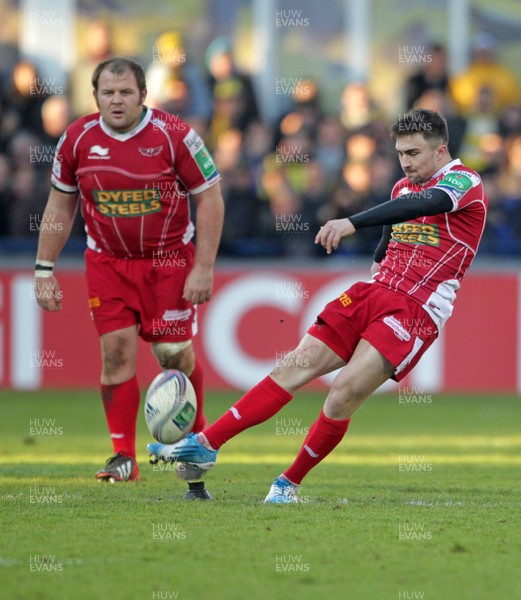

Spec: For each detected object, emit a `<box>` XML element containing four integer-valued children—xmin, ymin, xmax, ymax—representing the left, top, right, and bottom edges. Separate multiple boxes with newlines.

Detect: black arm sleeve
<box><xmin>349</xmin><ymin>188</ymin><xmax>454</xmax><ymax>230</ymax></box>
<box><xmin>373</xmin><ymin>225</ymin><xmax>392</xmax><ymax>263</ymax></box>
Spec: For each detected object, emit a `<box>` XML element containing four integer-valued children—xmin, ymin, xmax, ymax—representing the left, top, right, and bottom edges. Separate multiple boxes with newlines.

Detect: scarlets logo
<box><xmin>138</xmin><ymin>146</ymin><xmax>163</xmax><ymax>157</ymax></box>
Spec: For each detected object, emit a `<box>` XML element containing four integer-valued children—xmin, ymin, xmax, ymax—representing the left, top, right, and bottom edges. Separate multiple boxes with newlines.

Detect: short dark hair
<box><xmin>391</xmin><ymin>109</ymin><xmax>448</xmax><ymax>145</ymax></box>
<box><xmin>92</xmin><ymin>57</ymin><xmax>146</xmax><ymax>93</ymax></box>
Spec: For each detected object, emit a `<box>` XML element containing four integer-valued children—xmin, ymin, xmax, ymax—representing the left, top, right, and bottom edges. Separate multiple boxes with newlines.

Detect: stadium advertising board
<box><xmin>0</xmin><ymin>268</ymin><xmax>517</xmax><ymax>392</ymax></box>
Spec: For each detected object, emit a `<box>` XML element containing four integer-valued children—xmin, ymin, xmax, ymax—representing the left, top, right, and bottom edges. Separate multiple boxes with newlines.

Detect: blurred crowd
<box><xmin>1</xmin><ymin>23</ymin><xmax>521</xmax><ymax>257</ymax></box>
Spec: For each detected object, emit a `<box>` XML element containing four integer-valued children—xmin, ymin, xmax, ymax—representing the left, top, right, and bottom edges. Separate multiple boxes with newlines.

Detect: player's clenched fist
<box><xmin>183</xmin><ymin>263</ymin><xmax>214</xmax><ymax>305</ymax></box>
<box><xmin>34</xmin><ymin>276</ymin><xmax>63</xmax><ymax>311</ymax></box>
<box><xmin>314</xmin><ymin>218</ymin><xmax>356</xmax><ymax>254</ymax></box>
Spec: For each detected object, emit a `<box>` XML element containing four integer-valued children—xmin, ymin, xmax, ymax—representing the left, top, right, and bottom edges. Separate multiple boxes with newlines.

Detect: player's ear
<box><xmin>437</xmin><ymin>144</ymin><xmax>448</xmax><ymax>159</ymax></box>
<box><xmin>141</xmin><ymin>87</ymin><xmax>147</xmax><ymax>104</ymax></box>
<box><xmin>93</xmin><ymin>89</ymin><xmax>100</xmax><ymax>109</ymax></box>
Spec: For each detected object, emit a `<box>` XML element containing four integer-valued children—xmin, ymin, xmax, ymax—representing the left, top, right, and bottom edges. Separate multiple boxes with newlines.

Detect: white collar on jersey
<box><xmin>428</xmin><ymin>158</ymin><xmax>462</xmax><ymax>183</ymax></box>
<box><xmin>99</xmin><ymin>106</ymin><xmax>152</xmax><ymax>141</ymax></box>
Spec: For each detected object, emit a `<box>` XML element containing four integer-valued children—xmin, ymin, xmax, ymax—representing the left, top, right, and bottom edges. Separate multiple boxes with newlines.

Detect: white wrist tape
<box><xmin>35</xmin><ymin>260</ymin><xmax>55</xmax><ymax>278</ymax></box>
<box><xmin>35</xmin><ymin>270</ymin><xmax>54</xmax><ymax>278</ymax></box>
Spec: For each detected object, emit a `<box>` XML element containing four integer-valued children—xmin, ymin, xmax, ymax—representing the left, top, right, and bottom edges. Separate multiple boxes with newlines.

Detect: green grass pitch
<box><xmin>0</xmin><ymin>389</ymin><xmax>520</xmax><ymax>600</ymax></box>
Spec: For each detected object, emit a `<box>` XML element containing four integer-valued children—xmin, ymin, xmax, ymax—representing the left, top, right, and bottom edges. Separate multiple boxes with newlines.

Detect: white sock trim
<box><xmin>197</xmin><ymin>433</ymin><xmax>215</xmax><ymax>451</ymax></box>
<box><xmin>279</xmin><ymin>473</ymin><xmax>298</xmax><ymax>486</ymax></box>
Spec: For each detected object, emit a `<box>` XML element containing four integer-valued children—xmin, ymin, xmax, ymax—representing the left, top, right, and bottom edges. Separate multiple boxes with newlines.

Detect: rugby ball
<box><xmin>144</xmin><ymin>370</ymin><xmax>197</xmax><ymax>443</ymax></box>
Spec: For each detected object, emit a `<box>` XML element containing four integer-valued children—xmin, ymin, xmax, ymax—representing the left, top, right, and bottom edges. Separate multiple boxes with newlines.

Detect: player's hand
<box><xmin>314</xmin><ymin>218</ymin><xmax>356</xmax><ymax>254</ymax></box>
<box><xmin>183</xmin><ymin>264</ymin><xmax>214</xmax><ymax>305</ymax></box>
<box><xmin>34</xmin><ymin>275</ymin><xmax>63</xmax><ymax>311</ymax></box>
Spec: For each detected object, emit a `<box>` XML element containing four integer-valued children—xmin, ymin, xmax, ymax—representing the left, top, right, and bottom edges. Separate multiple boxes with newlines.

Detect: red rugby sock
<box><xmin>101</xmin><ymin>376</ymin><xmax>140</xmax><ymax>459</ymax></box>
<box><xmin>202</xmin><ymin>376</ymin><xmax>293</xmax><ymax>449</ymax></box>
<box><xmin>283</xmin><ymin>410</ymin><xmax>350</xmax><ymax>485</ymax></box>
<box><xmin>188</xmin><ymin>360</ymin><xmax>207</xmax><ymax>433</ymax></box>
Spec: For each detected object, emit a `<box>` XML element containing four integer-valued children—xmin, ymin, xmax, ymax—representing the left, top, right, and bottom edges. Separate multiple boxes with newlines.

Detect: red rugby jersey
<box><xmin>51</xmin><ymin>107</ymin><xmax>220</xmax><ymax>258</ymax></box>
<box><xmin>373</xmin><ymin>159</ymin><xmax>488</xmax><ymax>329</ymax></box>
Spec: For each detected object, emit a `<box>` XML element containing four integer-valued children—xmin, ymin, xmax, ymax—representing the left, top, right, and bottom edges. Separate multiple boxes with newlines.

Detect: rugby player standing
<box><xmin>34</xmin><ymin>57</ymin><xmax>224</xmax><ymax>499</ymax></box>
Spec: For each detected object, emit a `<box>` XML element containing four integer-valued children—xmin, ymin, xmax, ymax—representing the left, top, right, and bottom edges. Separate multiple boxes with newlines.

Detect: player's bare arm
<box><xmin>34</xmin><ymin>187</ymin><xmax>79</xmax><ymax>312</ymax></box>
<box><xmin>183</xmin><ymin>183</ymin><xmax>225</xmax><ymax>305</ymax></box>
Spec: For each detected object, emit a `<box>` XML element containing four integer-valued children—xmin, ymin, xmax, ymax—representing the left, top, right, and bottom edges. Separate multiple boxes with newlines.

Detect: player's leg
<box><xmin>101</xmin><ymin>325</ymin><xmax>139</xmax><ymax>384</ymax></box>
<box><xmin>200</xmin><ymin>333</ymin><xmax>345</xmax><ymax>449</ymax></box>
<box><xmin>139</xmin><ymin>243</ymin><xmax>214</xmax><ymax>497</ymax></box>
<box><xmin>268</xmin><ymin>338</ymin><xmax>394</xmax><ymax>501</ymax></box>
<box><xmin>268</xmin><ymin>289</ymin><xmax>437</xmax><ymax>502</ymax></box>
<box><xmin>151</xmin><ymin>341</ymin><xmax>207</xmax><ymax>432</ymax></box>
<box><xmin>86</xmin><ymin>250</ymin><xmax>142</xmax><ymax>481</ymax></box>
<box><xmin>323</xmin><ymin>337</ymin><xmax>395</xmax><ymax>419</ymax></box>
<box><xmin>151</xmin><ymin>340</ymin><xmax>214</xmax><ymax>498</ymax></box>
<box><xmin>147</xmin><ymin>333</ymin><xmax>346</xmax><ymax>464</ymax></box>
<box><xmin>271</xmin><ymin>332</ymin><xmax>347</xmax><ymax>393</ymax></box>
<box><xmin>140</xmin><ymin>242</ymin><xmax>208</xmax><ymax>434</ymax></box>
<box><xmin>95</xmin><ymin>325</ymin><xmax>141</xmax><ymax>482</ymax></box>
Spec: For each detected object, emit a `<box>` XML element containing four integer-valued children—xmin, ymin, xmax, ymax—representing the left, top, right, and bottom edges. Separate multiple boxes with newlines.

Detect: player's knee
<box><xmin>102</xmin><ymin>336</ymin><xmax>134</xmax><ymax>378</ymax></box>
<box><xmin>328</xmin><ymin>378</ymin><xmax>365</xmax><ymax>409</ymax></box>
<box><xmin>152</xmin><ymin>341</ymin><xmax>194</xmax><ymax>374</ymax></box>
